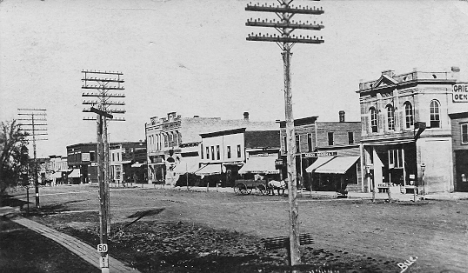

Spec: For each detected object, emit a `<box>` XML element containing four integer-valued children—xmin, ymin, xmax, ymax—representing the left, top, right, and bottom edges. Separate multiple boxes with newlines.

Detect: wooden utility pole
<box><xmin>82</xmin><ymin>70</ymin><xmax>125</xmax><ymax>273</ymax></box>
<box><xmin>245</xmin><ymin>0</ymin><xmax>324</xmax><ymax>266</ymax></box>
<box><xmin>18</xmin><ymin>108</ymin><xmax>48</xmax><ymax>209</ymax></box>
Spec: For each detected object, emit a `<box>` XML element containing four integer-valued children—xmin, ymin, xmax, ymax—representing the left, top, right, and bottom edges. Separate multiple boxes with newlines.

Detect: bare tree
<box><xmin>0</xmin><ymin>120</ymin><xmax>28</xmax><ymax>204</ymax></box>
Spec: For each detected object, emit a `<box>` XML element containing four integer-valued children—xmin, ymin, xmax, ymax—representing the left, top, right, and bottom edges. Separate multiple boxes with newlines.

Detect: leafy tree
<box><xmin>0</xmin><ymin>120</ymin><xmax>29</xmax><ymax>203</ymax></box>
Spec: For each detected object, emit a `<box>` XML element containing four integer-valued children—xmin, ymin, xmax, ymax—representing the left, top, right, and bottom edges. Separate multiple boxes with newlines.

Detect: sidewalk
<box><xmin>144</xmin><ymin>184</ymin><xmax>422</xmax><ymax>201</ymax></box>
<box><xmin>11</xmin><ymin>217</ymin><xmax>140</xmax><ymax>273</ymax></box>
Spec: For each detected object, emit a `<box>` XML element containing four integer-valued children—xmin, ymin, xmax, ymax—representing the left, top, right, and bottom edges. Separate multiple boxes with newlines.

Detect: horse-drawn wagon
<box><xmin>234</xmin><ymin>179</ymin><xmax>268</xmax><ymax>195</ymax></box>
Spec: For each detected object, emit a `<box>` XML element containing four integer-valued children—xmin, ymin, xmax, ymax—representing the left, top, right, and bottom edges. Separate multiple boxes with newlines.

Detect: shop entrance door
<box><xmin>455</xmin><ymin>150</ymin><xmax>468</xmax><ymax>192</ymax></box>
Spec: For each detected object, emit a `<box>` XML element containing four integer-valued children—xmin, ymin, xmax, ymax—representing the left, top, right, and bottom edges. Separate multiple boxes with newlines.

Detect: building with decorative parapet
<box><xmin>145</xmin><ymin>111</ymin><xmax>277</xmax><ymax>185</ymax></box>
<box><xmin>357</xmin><ymin>67</ymin><xmax>468</xmax><ymax>194</ymax></box>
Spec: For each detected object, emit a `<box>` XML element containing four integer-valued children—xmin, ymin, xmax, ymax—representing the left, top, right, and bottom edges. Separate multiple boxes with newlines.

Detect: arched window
<box><xmin>404</xmin><ymin>102</ymin><xmax>414</xmax><ymax>129</ymax></box>
<box><xmin>430</xmin><ymin>100</ymin><xmax>440</xmax><ymax>128</ymax></box>
<box><xmin>387</xmin><ymin>104</ymin><xmax>395</xmax><ymax>131</ymax></box>
<box><xmin>370</xmin><ymin>107</ymin><xmax>378</xmax><ymax>133</ymax></box>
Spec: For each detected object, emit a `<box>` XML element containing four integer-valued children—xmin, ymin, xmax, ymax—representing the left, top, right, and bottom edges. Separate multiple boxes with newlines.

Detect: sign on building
<box><xmin>303</xmin><ymin>151</ymin><xmax>337</xmax><ymax>158</ymax></box>
<box><xmin>453</xmin><ymin>84</ymin><xmax>468</xmax><ymax>102</ymax></box>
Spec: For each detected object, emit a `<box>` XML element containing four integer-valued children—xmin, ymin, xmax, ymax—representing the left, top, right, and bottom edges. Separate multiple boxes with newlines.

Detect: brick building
<box><xmin>357</xmin><ymin>68</ymin><xmax>468</xmax><ymax>194</ymax></box>
<box><xmin>67</xmin><ymin>141</ymin><xmax>146</xmax><ymax>185</ymax></box>
<box><xmin>279</xmin><ymin>112</ymin><xmax>362</xmax><ymax>192</ymax></box>
<box><xmin>145</xmin><ymin>111</ymin><xmax>277</xmax><ymax>185</ymax></box>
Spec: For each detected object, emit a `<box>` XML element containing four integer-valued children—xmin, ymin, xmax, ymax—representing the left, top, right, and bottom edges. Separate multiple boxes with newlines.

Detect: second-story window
<box><xmin>328</xmin><ymin>132</ymin><xmax>334</xmax><ymax>146</ymax></box>
<box><xmin>405</xmin><ymin>102</ymin><xmax>414</xmax><ymax>129</ymax></box>
<box><xmin>307</xmin><ymin>133</ymin><xmax>313</xmax><ymax>152</ymax></box>
<box><xmin>227</xmin><ymin>146</ymin><xmax>231</xmax><ymax>159</ymax></box>
<box><xmin>387</xmin><ymin>105</ymin><xmax>395</xmax><ymax>131</ymax></box>
<box><xmin>296</xmin><ymin>135</ymin><xmax>300</xmax><ymax>153</ymax></box>
<box><xmin>206</xmin><ymin>147</ymin><xmax>210</xmax><ymax>159</ymax></box>
<box><xmin>237</xmin><ymin>145</ymin><xmax>241</xmax><ymax>158</ymax></box>
<box><xmin>216</xmin><ymin>145</ymin><xmax>220</xmax><ymax>160</ymax></box>
<box><xmin>348</xmin><ymin>132</ymin><xmax>354</xmax><ymax>144</ymax></box>
<box><xmin>211</xmin><ymin>146</ymin><xmax>215</xmax><ymax>160</ymax></box>
<box><xmin>462</xmin><ymin>124</ymin><xmax>468</xmax><ymax>144</ymax></box>
<box><xmin>283</xmin><ymin>136</ymin><xmax>287</xmax><ymax>153</ymax></box>
<box><xmin>430</xmin><ymin>100</ymin><xmax>441</xmax><ymax>128</ymax></box>
<box><xmin>370</xmin><ymin>107</ymin><xmax>378</xmax><ymax>133</ymax></box>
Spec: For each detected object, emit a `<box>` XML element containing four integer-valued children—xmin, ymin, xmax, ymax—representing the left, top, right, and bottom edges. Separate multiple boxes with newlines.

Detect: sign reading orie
<box><xmin>453</xmin><ymin>84</ymin><xmax>468</xmax><ymax>102</ymax></box>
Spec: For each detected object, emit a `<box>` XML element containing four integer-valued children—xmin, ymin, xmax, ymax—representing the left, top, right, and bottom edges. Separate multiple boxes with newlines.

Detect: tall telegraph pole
<box><xmin>245</xmin><ymin>0</ymin><xmax>324</xmax><ymax>266</ymax></box>
<box><xmin>17</xmin><ymin>108</ymin><xmax>48</xmax><ymax>209</ymax></box>
<box><xmin>82</xmin><ymin>70</ymin><xmax>125</xmax><ymax>273</ymax></box>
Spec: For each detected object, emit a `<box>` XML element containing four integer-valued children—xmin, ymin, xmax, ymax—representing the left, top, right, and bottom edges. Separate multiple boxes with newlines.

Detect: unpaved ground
<box><xmin>10</xmin><ymin>185</ymin><xmax>468</xmax><ymax>272</ymax></box>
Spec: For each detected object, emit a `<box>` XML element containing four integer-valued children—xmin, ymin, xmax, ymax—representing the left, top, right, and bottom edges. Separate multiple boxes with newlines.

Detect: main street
<box><xmin>10</xmin><ymin>184</ymin><xmax>468</xmax><ymax>272</ymax></box>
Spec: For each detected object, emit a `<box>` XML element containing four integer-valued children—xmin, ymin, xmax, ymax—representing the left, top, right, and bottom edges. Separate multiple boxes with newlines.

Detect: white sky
<box><xmin>1</xmin><ymin>0</ymin><xmax>468</xmax><ymax>157</ymax></box>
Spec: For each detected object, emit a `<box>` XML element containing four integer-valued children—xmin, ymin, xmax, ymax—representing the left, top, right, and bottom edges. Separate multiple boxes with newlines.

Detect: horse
<box><xmin>267</xmin><ymin>180</ymin><xmax>287</xmax><ymax>196</ymax></box>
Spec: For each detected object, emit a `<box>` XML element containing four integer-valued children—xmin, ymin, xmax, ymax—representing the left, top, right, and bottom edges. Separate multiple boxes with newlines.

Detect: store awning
<box><xmin>52</xmin><ymin>172</ymin><xmax>62</xmax><ymax>178</ymax></box>
<box><xmin>238</xmin><ymin>156</ymin><xmax>279</xmax><ymax>174</ymax></box>
<box><xmin>314</xmin><ymin>156</ymin><xmax>360</xmax><ymax>174</ymax></box>
<box><xmin>195</xmin><ymin>164</ymin><xmax>225</xmax><ymax>176</ymax></box>
<box><xmin>68</xmin><ymin>169</ymin><xmax>81</xmax><ymax>178</ymax></box>
<box><xmin>173</xmin><ymin>161</ymin><xmax>200</xmax><ymax>174</ymax></box>
<box><xmin>305</xmin><ymin>156</ymin><xmax>335</xmax><ymax>173</ymax></box>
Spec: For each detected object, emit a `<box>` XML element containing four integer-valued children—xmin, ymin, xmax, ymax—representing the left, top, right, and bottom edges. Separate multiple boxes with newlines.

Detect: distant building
<box><xmin>279</xmin><ymin>111</ymin><xmax>362</xmax><ymax>192</ymax></box>
<box><xmin>109</xmin><ymin>141</ymin><xmax>147</xmax><ymax>185</ymax></box>
<box><xmin>66</xmin><ymin>143</ymin><xmax>98</xmax><ymax>184</ymax></box>
<box><xmin>357</xmin><ymin>68</ymin><xmax>468</xmax><ymax>194</ymax></box>
<box><xmin>145</xmin><ymin>111</ymin><xmax>277</xmax><ymax>185</ymax></box>
<box><xmin>199</xmin><ymin>127</ymin><xmax>281</xmax><ymax>187</ymax></box>
<box><xmin>67</xmin><ymin>141</ymin><xmax>146</xmax><ymax>185</ymax></box>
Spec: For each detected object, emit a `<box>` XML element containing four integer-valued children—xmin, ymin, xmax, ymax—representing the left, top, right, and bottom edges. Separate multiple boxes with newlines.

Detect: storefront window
<box><xmin>388</xmin><ymin>149</ymin><xmax>403</xmax><ymax>169</ymax></box>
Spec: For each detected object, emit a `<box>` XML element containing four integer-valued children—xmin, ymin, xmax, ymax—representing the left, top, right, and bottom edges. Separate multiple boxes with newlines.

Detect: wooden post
<box><xmin>97</xmin><ymin>116</ymin><xmax>109</xmax><ymax>273</ymax></box>
<box><xmin>282</xmin><ymin>48</ymin><xmax>301</xmax><ymax>266</ymax></box>
<box><xmin>103</xmin><ymin>117</ymin><xmax>111</xmax><ymax>235</ymax></box>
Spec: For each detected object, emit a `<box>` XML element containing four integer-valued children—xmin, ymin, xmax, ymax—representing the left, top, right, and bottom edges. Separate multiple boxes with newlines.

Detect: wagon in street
<box><xmin>233</xmin><ymin>179</ymin><xmax>268</xmax><ymax>195</ymax></box>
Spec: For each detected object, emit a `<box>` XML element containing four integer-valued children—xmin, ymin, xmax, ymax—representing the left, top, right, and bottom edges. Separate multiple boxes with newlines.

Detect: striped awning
<box><xmin>238</xmin><ymin>156</ymin><xmax>279</xmax><ymax>174</ymax></box>
<box><xmin>305</xmin><ymin>156</ymin><xmax>334</xmax><ymax>173</ymax></box>
<box><xmin>314</xmin><ymin>156</ymin><xmax>359</xmax><ymax>174</ymax></box>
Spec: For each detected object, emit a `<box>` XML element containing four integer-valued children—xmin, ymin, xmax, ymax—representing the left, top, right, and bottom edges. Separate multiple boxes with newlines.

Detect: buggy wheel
<box><xmin>234</xmin><ymin>184</ymin><xmax>241</xmax><ymax>194</ymax></box>
<box><xmin>256</xmin><ymin>184</ymin><xmax>267</xmax><ymax>195</ymax></box>
<box><xmin>238</xmin><ymin>183</ymin><xmax>249</xmax><ymax>195</ymax></box>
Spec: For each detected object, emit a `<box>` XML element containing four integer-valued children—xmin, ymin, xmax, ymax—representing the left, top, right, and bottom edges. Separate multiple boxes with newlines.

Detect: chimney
<box><xmin>339</xmin><ymin>111</ymin><xmax>345</xmax><ymax>122</ymax></box>
<box><xmin>243</xmin><ymin>111</ymin><xmax>249</xmax><ymax>121</ymax></box>
<box><xmin>451</xmin><ymin>66</ymin><xmax>460</xmax><ymax>81</ymax></box>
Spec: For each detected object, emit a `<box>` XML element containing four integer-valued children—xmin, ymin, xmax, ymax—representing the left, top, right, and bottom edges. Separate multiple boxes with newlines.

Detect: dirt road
<box><xmin>11</xmin><ymin>185</ymin><xmax>468</xmax><ymax>272</ymax></box>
